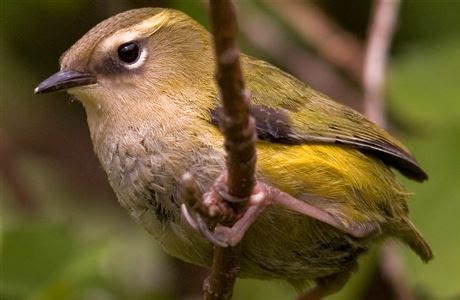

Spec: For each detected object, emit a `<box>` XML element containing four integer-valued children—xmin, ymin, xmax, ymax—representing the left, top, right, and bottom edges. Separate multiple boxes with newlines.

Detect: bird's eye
<box><xmin>117</xmin><ymin>42</ymin><xmax>140</xmax><ymax>64</ymax></box>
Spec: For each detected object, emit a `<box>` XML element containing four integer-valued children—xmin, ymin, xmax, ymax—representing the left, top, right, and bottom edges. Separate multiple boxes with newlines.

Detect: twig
<box><xmin>261</xmin><ymin>0</ymin><xmax>365</xmax><ymax>82</ymax></box>
<box><xmin>362</xmin><ymin>242</ymin><xmax>416</xmax><ymax>300</ymax></box>
<box><xmin>380</xmin><ymin>242</ymin><xmax>415</xmax><ymax>300</ymax></box>
<box><xmin>363</xmin><ymin>0</ymin><xmax>400</xmax><ymax>127</ymax></box>
<box><xmin>209</xmin><ymin>1</ymin><xmax>257</xmax><ymax>199</ymax></box>
<box><xmin>362</xmin><ymin>1</ymin><xmax>413</xmax><ymax>299</ymax></box>
<box><xmin>204</xmin><ymin>0</ymin><xmax>257</xmax><ymax>299</ymax></box>
<box><xmin>235</xmin><ymin>1</ymin><xmax>363</xmax><ymax>111</ymax></box>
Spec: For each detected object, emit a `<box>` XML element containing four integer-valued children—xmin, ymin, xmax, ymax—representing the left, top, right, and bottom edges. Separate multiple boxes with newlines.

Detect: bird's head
<box><xmin>35</xmin><ymin>8</ymin><xmax>215</xmax><ymax>122</ymax></box>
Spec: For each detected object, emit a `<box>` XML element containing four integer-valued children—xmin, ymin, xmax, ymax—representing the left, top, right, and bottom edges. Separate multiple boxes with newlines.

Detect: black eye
<box><xmin>117</xmin><ymin>42</ymin><xmax>140</xmax><ymax>64</ymax></box>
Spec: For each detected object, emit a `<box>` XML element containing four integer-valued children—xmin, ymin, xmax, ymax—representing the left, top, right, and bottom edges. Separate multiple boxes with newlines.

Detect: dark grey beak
<box><xmin>34</xmin><ymin>70</ymin><xmax>96</xmax><ymax>94</ymax></box>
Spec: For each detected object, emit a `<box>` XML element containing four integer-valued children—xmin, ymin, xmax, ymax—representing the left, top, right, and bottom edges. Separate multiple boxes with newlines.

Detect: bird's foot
<box><xmin>181</xmin><ymin>173</ymin><xmax>377</xmax><ymax>247</ymax></box>
<box><xmin>181</xmin><ymin>172</ymin><xmax>268</xmax><ymax>247</ymax></box>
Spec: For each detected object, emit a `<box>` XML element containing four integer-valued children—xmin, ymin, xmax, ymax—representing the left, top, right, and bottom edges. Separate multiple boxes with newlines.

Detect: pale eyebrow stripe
<box><xmin>99</xmin><ymin>10</ymin><xmax>173</xmax><ymax>53</ymax></box>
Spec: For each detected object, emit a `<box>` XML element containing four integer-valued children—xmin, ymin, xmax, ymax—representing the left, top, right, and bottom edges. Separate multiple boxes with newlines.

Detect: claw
<box><xmin>181</xmin><ymin>204</ymin><xmax>199</xmax><ymax>231</ymax></box>
<box><xmin>217</xmin><ymin>188</ymin><xmax>249</xmax><ymax>203</ymax></box>
<box><xmin>211</xmin><ymin>171</ymin><xmax>249</xmax><ymax>203</ymax></box>
<box><xmin>195</xmin><ymin>214</ymin><xmax>230</xmax><ymax>247</ymax></box>
<box><xmin>182</xmin><ymin>181</ymin><xmax>271</xmax><ymax>247</ymax></box>
<box><xmin>181</xmin><ymin>204</ymin><xmax>230</xmax><ymax>247</ymax></box>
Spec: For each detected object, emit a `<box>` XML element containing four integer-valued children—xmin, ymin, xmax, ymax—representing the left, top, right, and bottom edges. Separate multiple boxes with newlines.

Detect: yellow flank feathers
<box><xmin>258</xmin><ymin>143</ymin><xmax>407</xmax><ymax>223</ymax></box>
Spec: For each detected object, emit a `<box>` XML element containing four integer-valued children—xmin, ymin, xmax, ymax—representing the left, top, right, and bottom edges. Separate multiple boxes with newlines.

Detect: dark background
<box><xmin>1</xmin><ymin>1</ymin><xmax>459</xmax><ymax>299</ymax></box>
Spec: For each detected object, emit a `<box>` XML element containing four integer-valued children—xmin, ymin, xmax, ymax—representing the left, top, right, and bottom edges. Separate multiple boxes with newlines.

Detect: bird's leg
<box><xmin>295</xmin><ymin>263</ymin><xmax>357</xmax><ymax>300</ymax></box>
<box><xmin>182</xmin><ymin>173</ymin><xmax>377</xmax><ymax>247</ymax></box>
<box><xmin>206</xmin><ymin>188</ymin><xmax>268</xmax><ymax>247</ymax></box>
<box><xmin>260</xmin><ymin>182</ymin><xmax>378</xmax><ymax>239</ymax></box>
<box><xmin>181</xmin><ymin>172</ymin><xmax>269</xmax><ymax>247</ymax></box>
<box><xmin>213</xmin><ymin>181</ymin><xmax>376</xmax><ymax>245</ymax></box>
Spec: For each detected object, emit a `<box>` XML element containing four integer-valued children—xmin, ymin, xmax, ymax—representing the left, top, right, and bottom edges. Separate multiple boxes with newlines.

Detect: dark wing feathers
<box><xmin>288</xmin><ymin>105</ymin><xmax>428</xmax><ymax>182</ymax></box>
<box><xmin>209</xmin><ymin>57</ymin><xmax>428</xmax><ymax>182</ymax></box>
<box><xmin>306</xmin><ymin>133</ymin><xmax>427</xmax><ymax>181</ymax></box>
<box><xmin>211</xmin><ymin>105</ymin><xmax>301</xmax><ymax>144</ymax></box>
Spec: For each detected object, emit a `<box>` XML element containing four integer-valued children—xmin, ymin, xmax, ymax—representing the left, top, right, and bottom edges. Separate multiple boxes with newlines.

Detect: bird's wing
<box><xmin>210</xmin><ymin>57</ymin><xmax>427</xmax><ymax>182</ymax></box>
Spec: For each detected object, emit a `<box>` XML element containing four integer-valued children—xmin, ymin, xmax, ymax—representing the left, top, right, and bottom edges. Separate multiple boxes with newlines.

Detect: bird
<box><xmin>35</xmin><ymin>7</ymin><xmax>432</xmax><ymax>298</ymax></box>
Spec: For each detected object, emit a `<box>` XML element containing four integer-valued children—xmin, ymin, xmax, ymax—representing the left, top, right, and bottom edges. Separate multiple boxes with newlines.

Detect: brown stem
<box><xmin>235</xmin><ymin>1</ymin><xmax>363</xmax><ymax>111</ymax></box>
<box><xmin>361</xmin><ymin>241</ymin><xmax>415</xmax><ymax>300</ymax></box>
<box><xmin>361</xmin><ymin>2</ymin><xmax>414</xmax><ymax>299</ymax></box>
<box><xmin>262</xmin><ymin>0</ymin><xmax>365</xmax><ymax>82</ymax></box>
<box><xmin>363</xmin><ymin>0</ymin><xmax>400</xmax><ymax>127</ymax></box>
<box><xmin>203</xmin><ymin>245</ymin><xmax>241</xmax><ymax>300</ymax></box>
<box><xmin>203</xmin><ymin>0</ymin><xmax>257</xmax><ymax>299</ymax></box>
<box><xmin>209</xmin><ymin>0</ymin><xmax>257</xmax><ymax>200</ymax></box>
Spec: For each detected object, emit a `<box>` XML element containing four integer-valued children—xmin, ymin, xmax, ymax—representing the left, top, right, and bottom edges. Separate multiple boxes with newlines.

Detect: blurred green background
<box><xmin>1</xmin><ymin>1</ymin><xmax>459</xmax><ymax>299</ymax></box>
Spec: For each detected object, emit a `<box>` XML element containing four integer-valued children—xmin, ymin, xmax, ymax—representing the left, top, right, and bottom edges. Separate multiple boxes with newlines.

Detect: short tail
<box><xmin>398</xmin><ymin>218</ymin><xmax>433</xmax><ymax>262</ymax></box>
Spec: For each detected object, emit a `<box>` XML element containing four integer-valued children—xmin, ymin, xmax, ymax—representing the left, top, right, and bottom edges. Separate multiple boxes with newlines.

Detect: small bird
<box><xmin>35</xmin><ymin>8</ymin><xmax>432</xmax><ymax>298</ymax></box>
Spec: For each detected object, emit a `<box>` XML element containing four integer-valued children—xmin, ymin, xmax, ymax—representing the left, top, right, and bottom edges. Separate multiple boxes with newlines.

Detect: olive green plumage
<box><xmin>241</xmin><ymin>58</ymin><xmax>427</xmax><ymax>181</ymax></box>
<box><xmin>36</xmin><ymin>7</ymin><xmax>432</xmax><ymax>293</ymax></box>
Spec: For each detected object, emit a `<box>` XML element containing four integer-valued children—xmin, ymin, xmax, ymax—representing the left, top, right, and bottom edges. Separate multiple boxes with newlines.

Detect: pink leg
<box><xmin>182</xmin><ymin>176</ymin><xmax>377</xmax><ymax>247</ymax></box>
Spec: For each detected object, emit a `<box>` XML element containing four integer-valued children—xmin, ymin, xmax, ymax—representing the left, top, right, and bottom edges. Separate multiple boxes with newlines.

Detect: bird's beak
<box><xmin>34</xmin><ymin>70</ymin><xmax>97</xmax><ymax>94</ymax></box>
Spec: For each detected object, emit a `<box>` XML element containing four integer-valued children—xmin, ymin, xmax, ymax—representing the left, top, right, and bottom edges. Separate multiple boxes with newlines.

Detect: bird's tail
<box><xmin>397</xmin><ymin>217</ymin><xmax>433</xmax><ymax>263</ymax></box>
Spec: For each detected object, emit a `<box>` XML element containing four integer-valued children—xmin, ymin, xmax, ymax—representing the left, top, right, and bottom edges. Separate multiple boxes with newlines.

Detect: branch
<box><xmin>209</xmin><ymin>1</ymin><xmax>256</xmax><ymax>200</ymax></box>
<box><xmin>362</xmin><ymin>2</ymin><xmax>414</xmax><ymax>299</ymax></box>
<box><xmin>363</xmin><ymin>0</ymin><xmax>400</xmax><ymax>127</ymax></box>
<box><xmin>204</xmin><ymin>0</ymin><xmax>257</xmax><ymax>299</ymax></box>
<box><xmin>262</xmin><ymin>0</ymin><xmax>365</xmax><ymax>82</ymax></box>
<box><xmin>235</xmin><ymin>1</ymin><xmax>363</xmax><ymax>111</ymax></box>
